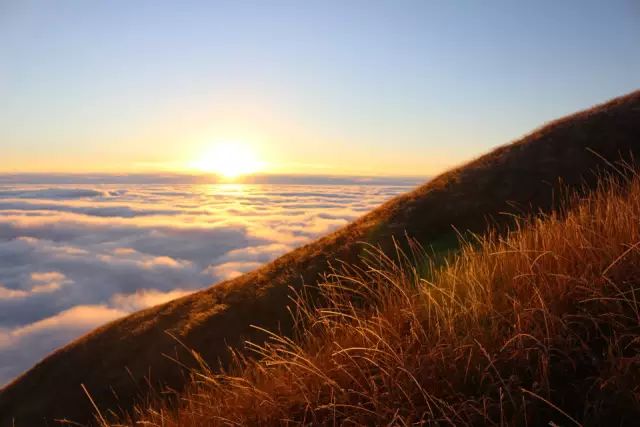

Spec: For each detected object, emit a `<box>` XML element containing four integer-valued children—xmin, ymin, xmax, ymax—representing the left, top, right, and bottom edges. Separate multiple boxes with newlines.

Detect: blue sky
<box><xmin>1</xmin><ymin>0</ymin><xmax>639</xmax><ymax>175</ymax></box>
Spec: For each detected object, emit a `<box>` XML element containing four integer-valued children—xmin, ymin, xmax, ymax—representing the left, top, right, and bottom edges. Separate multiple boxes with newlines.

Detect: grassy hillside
<box><xmin>1</xmin><ymin>90</ymin><xmax>639</xmax><ymax>426</ymax></box>
<box><xmin>124</xmin><ymin>167</ymin><xmax>640</xmax><ymax>426</ymax></box>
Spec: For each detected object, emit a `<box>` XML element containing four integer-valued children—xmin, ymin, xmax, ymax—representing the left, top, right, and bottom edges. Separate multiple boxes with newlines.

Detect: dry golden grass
<box><xmin>115</xmin><ymin>170</ymin><xmax>640</xmax><ymax>426</ymax></box>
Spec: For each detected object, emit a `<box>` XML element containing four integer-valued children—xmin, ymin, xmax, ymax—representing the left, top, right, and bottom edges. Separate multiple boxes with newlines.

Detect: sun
<box><xmin>191</xmin><ymin>142</ymin><xmax>264</xmax><ymax>179</ymax></box>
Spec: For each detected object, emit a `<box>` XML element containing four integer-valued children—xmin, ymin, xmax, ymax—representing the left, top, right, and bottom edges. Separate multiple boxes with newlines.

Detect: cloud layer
<box><xmin>0</xmin><ymin>179</ymin><xmax>415</xmax><ymax>385</ymax></box>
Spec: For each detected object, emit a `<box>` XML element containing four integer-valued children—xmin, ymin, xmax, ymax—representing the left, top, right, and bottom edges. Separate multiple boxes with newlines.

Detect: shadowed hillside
<box><xmin>1</xmin><ymin>90</ymin><xmax>639</xmax><ymax>426</ymax></box>
<box><xmin>128</xmin><ymin>159</ymin><xmax>640</xmax><ymax>426</ymax></box>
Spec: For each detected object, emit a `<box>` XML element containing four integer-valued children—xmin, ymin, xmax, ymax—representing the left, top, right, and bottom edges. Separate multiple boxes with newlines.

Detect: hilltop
<box><xmin>1</xmin><ymin>90</ymin><xmax>639</xmax><ymax>425</ymax></box>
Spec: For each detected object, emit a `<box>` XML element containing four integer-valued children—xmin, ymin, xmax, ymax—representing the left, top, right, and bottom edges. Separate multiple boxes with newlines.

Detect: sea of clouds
<box><xmin>0</xmin><ymin>175</ymin><xmax>420</xmax><ymax>385</ymax></box>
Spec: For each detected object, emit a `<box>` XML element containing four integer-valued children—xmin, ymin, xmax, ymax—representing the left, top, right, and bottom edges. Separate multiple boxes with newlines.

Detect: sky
<box><xmin>1</xmin><ymin>0</ymin><xmax>639</xmax><ymax>176</ymax></box>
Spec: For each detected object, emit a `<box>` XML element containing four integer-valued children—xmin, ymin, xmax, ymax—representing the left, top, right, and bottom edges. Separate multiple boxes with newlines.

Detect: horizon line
<box><xmin>0</xmin><ymin>172</ymin><xmax>428</xmax><ymax>186</ymax></box>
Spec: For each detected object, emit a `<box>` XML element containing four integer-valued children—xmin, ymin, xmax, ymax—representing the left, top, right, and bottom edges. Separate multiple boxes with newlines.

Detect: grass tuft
<box><xmin>116</xmin><ymin>170</ymin><xmax>640</xmax><ymax>426</ymax></box>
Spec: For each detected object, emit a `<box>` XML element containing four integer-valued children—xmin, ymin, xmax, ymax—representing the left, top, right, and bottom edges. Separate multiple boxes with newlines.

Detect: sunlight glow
<box><xmin>191</xmin><ymin>142</ymin><xmax>264</xmax><ymax>179</ymax></box>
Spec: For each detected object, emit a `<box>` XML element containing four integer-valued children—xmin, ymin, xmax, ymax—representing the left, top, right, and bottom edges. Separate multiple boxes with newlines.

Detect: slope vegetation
<box><xmin>127</xmin><ymin>164</ymin><xmax>640</xmax><ymax>426</ymax></box>
<box><xmin>1</xmin><ymin>90</ymin><xmax>639</xmax><ymax>425</ymax></box>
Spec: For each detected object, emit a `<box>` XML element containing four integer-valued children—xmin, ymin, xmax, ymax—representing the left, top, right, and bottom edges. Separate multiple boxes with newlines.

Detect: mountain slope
<box><xmin>1</xmin><ymin>90</ymin><xmax>639</xmax><ymax>426</ymax></box>
<box><xmin>130</xmin><ymin>142</ymin><xmax>640</xmax><ymax>427</ymax></box>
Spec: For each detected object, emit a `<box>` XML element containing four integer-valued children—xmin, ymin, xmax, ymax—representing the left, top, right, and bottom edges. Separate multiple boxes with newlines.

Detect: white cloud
<box><xmin>11</xmin><ymin>305</ymin><xmax>127</xmax><ymax>338</ymax></box>
<box><xmin>205</xmin><ymin>261</ymin><xmax>264</xmax><ymax>280</ymax></box>
<box><xmin>0</xmin><ymin>285</ymin><xmax>29</xmax><ymax>299</ymax></box>
<box><xmin>217</xmin><ymin>243</ymin><xmax>294</xmax><ymax>263</ymax></box>
<box><xmin>0</xmin><ymin>180</ymin><xmax>413</xmax><ymax>385</ymax></box>
<box><xmin>0</xmin><ymin>271</ymin><xmax>69</xmax><ymax>300</ymax></box>
<box><xmin>0</xmin><ymin>305</ymin><xmax>128</xmax><ymax>385</ymax></box>
<box><xmin>110</xmin><ymin>288</ymin><xmax>194</xmax><ymax>312</ymax></box>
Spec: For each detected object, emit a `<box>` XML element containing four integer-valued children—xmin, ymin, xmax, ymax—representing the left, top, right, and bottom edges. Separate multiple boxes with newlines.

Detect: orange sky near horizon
<box><xmin>2</xmin><ymin>1</ymin><xmax>638</xmax><ymax>177</ymax></box>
